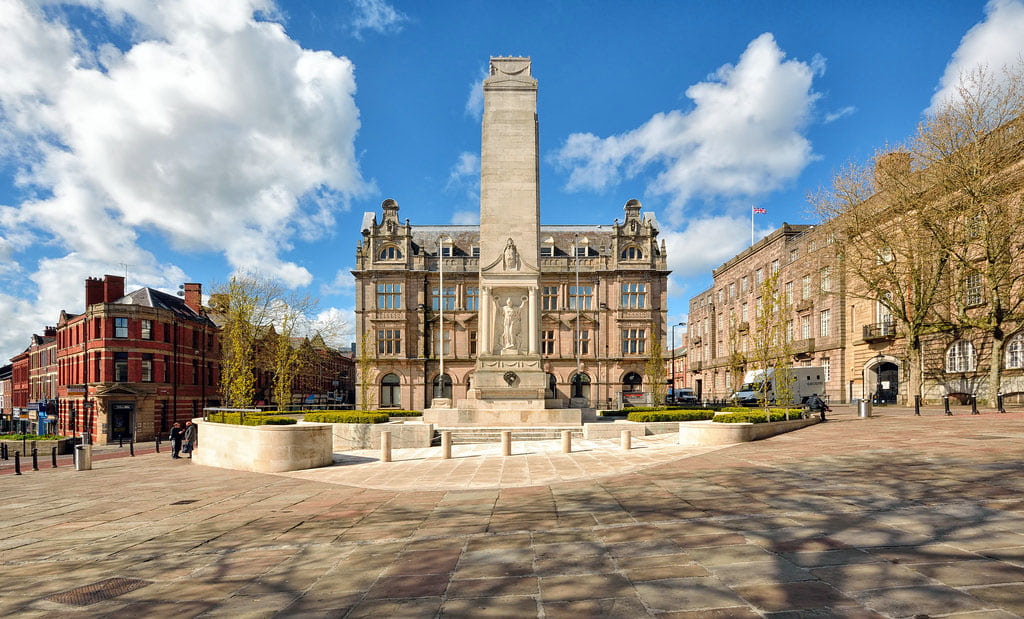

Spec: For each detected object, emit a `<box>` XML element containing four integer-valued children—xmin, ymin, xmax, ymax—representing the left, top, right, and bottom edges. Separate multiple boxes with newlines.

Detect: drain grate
<box><xmin>45</xmin><ymin>578</ymin><xmax>151</xmax><ymax>606</ymax></box>
<box><xmin>170</xmin><ymin>499</ymin><xmax>198</xmax><ymax>505</ymax></box>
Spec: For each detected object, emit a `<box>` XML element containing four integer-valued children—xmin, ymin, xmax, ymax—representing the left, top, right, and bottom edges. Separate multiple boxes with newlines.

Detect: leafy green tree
<box><xmin>645</xmin><ymin>329</ymin><xmax>667</xmax><ymax>405</ymax></box>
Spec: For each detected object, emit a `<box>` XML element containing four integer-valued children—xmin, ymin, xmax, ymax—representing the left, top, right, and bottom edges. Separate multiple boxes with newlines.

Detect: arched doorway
<box><xmin>545</xmin><ymin>373</ymin><xmax>557</xmax><ymax>399</ymax></box>
<box><xmin>571</xmin><ymin>372</ymin><xmax>591</xmax><ymax>402</ymax></box>
<box><xmin>623</xmin><ymin>372</ymin><xmax>642</xmax><ymax>393</ymax></box>
<box><xmin>432</xmin><ymin>373</ymin><xmax>452</xmax><ymax>399</ymax></box>
<box><xmin>380</xmin><ymin>373</ymin><xmax>401</xmax><ymax>408</ymax></box>
<box><xmin>867</xmin><ymin>358</ymin><xmax>899</xmax><ymax>404</ymax></box>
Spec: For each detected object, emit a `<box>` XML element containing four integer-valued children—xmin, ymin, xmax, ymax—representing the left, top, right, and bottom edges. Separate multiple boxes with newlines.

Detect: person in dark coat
<box><xmin>806</xmin><ymin>393</ymin><xmax>829</xmax><ymax>421</ymax></box>
<box><xmin>169</xmin><ymin>422</ymin><xmax>184</xmax><ymax>459</ymax></box>
<box><xmin>182</xmin><ymin>420</ymin><xmax>198</xmax><ymax>459</ymax></box>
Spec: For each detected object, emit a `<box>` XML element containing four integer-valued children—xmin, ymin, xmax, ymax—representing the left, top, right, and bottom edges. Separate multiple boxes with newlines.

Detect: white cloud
<box><xmin>350</xmin><ymin>0</ymin><xmax>407</xmax><ymax>38</ymax></box>
<box><xmin>451</xmin><ymin>210</ymin><xmax>479</xmax><ymax>225</ymax></box>
<box><xmin>313</xmin><ymin>306</ymin><xmax>355</xmax><ymax>348</ymax></box>
<box><xmin>445</xmin><ymin>151</ymin><xmax>480</xmax><ymax>218</ymax></box>
<box><xmin>824</xmin><ymin>106</ymin><xmax>857</xmax><ymax>123</ymax></box>
<box><xmin>661</xmin><ymin>215</ymin><xmax>760</xmax><ymax>281</ymax></box>
<box><xmin>0</xmin><ymin>0</ymin><xmax>367</xmax><ymax>359</ymax></box>
<box><xmin>929</xmin><ymin>0</ymin><xmax>1024</xmax><ymax>114</ymax></box>
<box><xmin>553</xmin><ymin>33</ymin><xmax>821</xmax><ymax>226</ymax></box>
<box><xmin>464</xmin><ymin>66</ymin><xmax>488</xmax><ymax>119</ymax></box>
<box><xmin>320</xmin><ymin>267</ymin><xmax>355</xmax><ymax>296</ymax></box>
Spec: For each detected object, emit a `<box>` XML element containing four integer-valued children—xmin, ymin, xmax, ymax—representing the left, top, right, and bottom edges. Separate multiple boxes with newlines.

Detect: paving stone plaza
<box><xmin>3</xmin><ymin>406</ymin><xmax>1024</xmax><ymax>617</ymax></box>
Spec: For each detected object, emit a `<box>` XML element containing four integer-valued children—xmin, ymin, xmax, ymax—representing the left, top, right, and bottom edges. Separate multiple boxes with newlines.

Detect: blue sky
<box><xmin>2</xmin><ymin>0</ymin><xmax>1023</xmax><ymax>360</ymax></box>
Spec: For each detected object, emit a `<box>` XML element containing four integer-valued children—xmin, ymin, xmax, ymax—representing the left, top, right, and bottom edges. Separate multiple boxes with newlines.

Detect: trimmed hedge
<box><xmin>627</xmin><ymin>410</ymin><xmax>716</xmax><ymax>422</ymax></box>
<box><xmin>712</xmin><ymin>409</ymin><xmax>802</xmax><ymax>423</ymax></box>
<box><xmin>717</xmin><ymin>406</ymin><xmax>804</xmax><ymax>415</ymax></box>
<box><xmin>303</xmin><ymin>411</ymin><xmax>390</xmax><ymax>424</ymax></box>
<box><xmin>374</xmin><ymin>410</ymin><xmax>421</xmax><ymax>417</ymax></box>
<box><xmin>1</xmin><ymin>434</ymin><xmax>65</xmax><ymax>440</ymax></box>
<box><xmin>207</xmin><ymin>412</ymin><xmax>296</xmax><ymax>426</ymax></box>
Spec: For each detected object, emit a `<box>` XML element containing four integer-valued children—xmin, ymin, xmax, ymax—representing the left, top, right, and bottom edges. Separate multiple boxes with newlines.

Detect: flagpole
<box><xmin>751</xmin><ymin>206</ymin><xmax>754</xmax><ymax>247</ymax></box>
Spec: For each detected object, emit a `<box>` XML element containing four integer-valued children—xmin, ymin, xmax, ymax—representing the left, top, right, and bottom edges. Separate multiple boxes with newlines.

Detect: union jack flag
<box><xmin>752</xmin><ymin>207</ymin><xmax>766</xmax><ymax>214</ymax></box>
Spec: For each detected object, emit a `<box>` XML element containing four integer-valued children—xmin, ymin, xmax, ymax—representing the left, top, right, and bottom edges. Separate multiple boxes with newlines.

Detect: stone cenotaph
<box><xmin>424</xmin><ymin>57</ymin><xmax>584</xmax><ymax>426</ymax></box>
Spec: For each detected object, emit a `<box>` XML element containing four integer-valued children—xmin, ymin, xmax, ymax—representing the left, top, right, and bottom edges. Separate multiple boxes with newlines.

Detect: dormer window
<box><xmin>620</xmin><ymin>246</ymin><xmax>643</xmax><ymax>260</ymax></box>
<box><xmin>440</xmin><ymin>245</ymin><xmax>453</xmax><ymax>257</ymax></box>
<box><xmin>540</xmin><ymin>236</ymin><xmax>554</xmax><ymax>257</ymax></box>
<box><xmin>472</xmin><ymin>246</ymin><xmax>480</xmax><ymax>257</ymax></box>
<box><xmin>378</xmin><ymin>245</ymin><xmax>403</xmax><ymax>261</ymax></box>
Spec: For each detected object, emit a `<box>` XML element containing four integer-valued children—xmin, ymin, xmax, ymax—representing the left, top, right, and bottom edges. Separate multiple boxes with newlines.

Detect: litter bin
<box><xmin>74</xmin><ymin>444</ymin><xmax>92</xmax><ymax>471</ymax></box>
<box><xmin>858</xmin><ymin>399</ymin><xmax>873</xmax><ymax>418</ymax></box>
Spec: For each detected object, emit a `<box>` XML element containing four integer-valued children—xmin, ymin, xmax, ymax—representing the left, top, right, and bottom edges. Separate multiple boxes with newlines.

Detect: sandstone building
<box><xmin>353</xmin><ymin>57</ymin><xmax>669</xmax><ymax>411</ymax></box>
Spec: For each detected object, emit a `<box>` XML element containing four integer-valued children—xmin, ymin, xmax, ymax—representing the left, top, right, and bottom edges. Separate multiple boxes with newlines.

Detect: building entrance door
<box><xmin>110</xmin><ymin>402</ymin><xmax>134</xmax><ymax>441</ymax></box>
<box><xmin>874</xmin><ymin>362</ymin><xmax>899</xmax><ymax>404</ymax></box>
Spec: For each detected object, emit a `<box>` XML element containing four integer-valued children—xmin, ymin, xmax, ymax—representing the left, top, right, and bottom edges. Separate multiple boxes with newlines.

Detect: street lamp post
<box><xmin>874</xmin><ymin>352</ymin><xmax>885</xmax><ymax>406</ymax></box>
<box><xmin>573</xmin><ymin>234</ymin><xmax>581</xmax><ymax>400</ymax></box>
<box><xmin>437</xmin><ymin>235</ymin><xmax>452</xmax><ymax>401</ymax></box>
<box><xmin>671</xmin><ymin>322</ymin><xmax>686</xmax><ymax>402</ymax></box>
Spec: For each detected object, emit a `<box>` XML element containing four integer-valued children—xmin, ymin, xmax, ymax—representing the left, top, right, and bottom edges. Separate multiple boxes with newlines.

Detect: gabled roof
<box><xmin>115</xmin><ymin>288</ymin><xmax>215</xmax><ymax>326</ymax></box>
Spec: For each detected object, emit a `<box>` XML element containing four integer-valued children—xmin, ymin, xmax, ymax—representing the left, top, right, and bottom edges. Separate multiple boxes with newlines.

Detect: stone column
<box><xmin>480</xmin><ymin>286</ymin><xmax>490</xmax><ymax>356</ymax></box>
<box><xmin>528</xmin><ymin>286</ymin><xmax>538</xmax><ymax>354</ymax></box>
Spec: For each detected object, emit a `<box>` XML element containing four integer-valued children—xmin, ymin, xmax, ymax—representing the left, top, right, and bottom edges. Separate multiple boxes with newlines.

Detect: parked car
<box><xmin>672</xmin><ymin>388</ymin><xmax>698</xmax><ymax>404</ymax></box>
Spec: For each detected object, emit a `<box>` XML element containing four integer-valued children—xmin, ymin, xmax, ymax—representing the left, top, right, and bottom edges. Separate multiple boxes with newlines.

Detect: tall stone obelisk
<box><xmin>470</xmin><ymin>57</ymin><xmax>546</xmax><ymax>406</ymax></box>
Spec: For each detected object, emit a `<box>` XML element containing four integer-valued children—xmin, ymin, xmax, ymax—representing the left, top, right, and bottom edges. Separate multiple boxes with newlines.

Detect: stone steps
<box><xmin>435</xmin><ymin>427</ymin><xmax>584</xmax><ymax>445</ymax></box>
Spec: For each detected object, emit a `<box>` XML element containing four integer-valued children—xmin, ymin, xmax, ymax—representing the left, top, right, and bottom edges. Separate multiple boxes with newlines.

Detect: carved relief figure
<box><xmin>497</xmin><ymin>295</ymin><xmax>524</xmax><ymax>351</ymax></box>
<box><xmin>502</xmin><ymin>238</ymin><xmax>519</xmax><ymax>271</ymax></box>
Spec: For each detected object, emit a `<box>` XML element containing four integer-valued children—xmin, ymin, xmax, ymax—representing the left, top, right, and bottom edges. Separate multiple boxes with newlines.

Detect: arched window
<box><xmin>378</xmin><ymin>245</ymin><xmax>403</xmax><ymax>261</ymax></box>
<box><xmin>946</xmin><ymin>340</ymin><xmax>977</xmax><ymax>373</ymax></box>
<box><xmin>571</xmin><ymin>372</ymin><xmax>591</xmax><ymax>400</ymax></box>
<box><xmin>380</xmin><ymin>373</ymin><xmax>401</xmax><ymax>407</ymax></box>
<box><xmin>545</xmin><ymin>373</ymin><xmax>557</xmax><ymax>399</ymax></box>
<box><xmin>432</xmin><ymin>373</ymin><xmax>452</xmax><ymax>399</ymax></box>
<box><xmin>620</xmin><ymin>246</ymin><xmax>643</xmax><ymax>260</ymax></box>
<box><xmin>623</xmin><ymin>372</ymin><xmax>642</xmax><ymax>393</ymax></box>
<box><xmin>1006</xmin><ymin>332</ymin><xmax>1024</xmax><ymax>369</ymax></box>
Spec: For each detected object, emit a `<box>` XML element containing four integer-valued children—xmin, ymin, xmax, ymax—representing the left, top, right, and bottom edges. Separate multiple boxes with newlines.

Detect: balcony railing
<box><xmin>863</xmin><ymin>322</ymin><xmax>896</xmax><ymax>341</ymax></box>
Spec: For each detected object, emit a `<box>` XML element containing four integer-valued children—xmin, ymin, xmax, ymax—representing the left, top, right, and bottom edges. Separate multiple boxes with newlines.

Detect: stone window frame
<box><xmin>377</xmin><ymin>329</ymin><xmax>402</xmax><ymax>356</ymax></box>
<box><xmin>1005</xmin><ymin>332</ymin><xmax>1024</xmax><ymax>369</ymax></box>
<box><xmin>945</xmin><ymin>339</ymin><xmax>977</xmax><ymax>373</ymax></box>
<box><xmin>378</xmin><ymin>245</ymin><xmax>403</xmax><ymax>261</ymax></box>
<box><xmin>621</xmin><ymin>328</ymin><xmax>646</xmax><ymax>355</ymax></box>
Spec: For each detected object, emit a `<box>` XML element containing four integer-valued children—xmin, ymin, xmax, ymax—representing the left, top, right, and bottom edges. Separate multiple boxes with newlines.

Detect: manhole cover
<box><xmin>170</xmin><ymin>500</ymin><xmax>198</xmax><ymax>505</ymax></box>
<box><xmin>45</xmin><ymin>578</ymin><xmax>151</xmax><ymax>606</ymax></box>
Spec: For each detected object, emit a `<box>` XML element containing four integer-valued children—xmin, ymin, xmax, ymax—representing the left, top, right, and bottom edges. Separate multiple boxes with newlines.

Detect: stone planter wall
<box><xmin>0</xmin><ymin>437</ymin><xmax>76</xmax><ymax>455</ymax></box>
<box><xmin>321</xmin><ymin>421</ymin><xmax>435</xmax><ymax>451</ymax></box>
<box><xmin>678</xmin><ymin>417</ymin><xmax>819</xmax><ymax>446</ymax></box>
<box><xmin>583</xmin><ymin>421</ymin><xmax>683</xmax><ymax>439</ymax></box>
<box><xmin>191</xmin><ymin>420</ymin><xmax>333</xmax><ymax>473</ymax></box>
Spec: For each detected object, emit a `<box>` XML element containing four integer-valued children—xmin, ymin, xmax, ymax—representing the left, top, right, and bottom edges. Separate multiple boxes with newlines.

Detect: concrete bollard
<box><xmin>380</xmin><ymin>430</ymin><xmax>392</xmax><ymax>462</ymax></box>
<box><xmin>561</xmin><ymin>430</ymin><xmax>572</xmax><ymax>454</ymax></box>
<box><xmin>620</xmin><ymin>429</ymin><xmax>631</xmax><ymax>450</ymax></box>
<box><xmin>441</xmin><ymin>431</ymin><xmax>452</xmax><ymax>459</ymax></box>
<box><xmin>501</xmin><ymin>430</ymin><xmax>512</xmax><ymax>456</ymax></box>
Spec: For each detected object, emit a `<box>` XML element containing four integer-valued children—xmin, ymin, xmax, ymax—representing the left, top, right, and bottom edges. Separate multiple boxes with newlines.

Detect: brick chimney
<box><xmin>102</xmin><ymin>274</ymin><xmax>125</xmax><ymax>303</ymax></box>
<box><xmin>874</xmin><ymin>151</ymin><xmax>912</xmax><ymax>191</ymax></box>
<box><xmin>44</xmin><ymin>326</ymin><xmax>56</xmax><ymax>338</ymax></box>
<box><xmin>85</xmin><ymin>277</ymin><xmax>104</xmax><ymax>307</ymax></box>
<box><xmin>183</xmin><ymin>283</ymin><xmax>202</xmax><ymax>314</ymax></box>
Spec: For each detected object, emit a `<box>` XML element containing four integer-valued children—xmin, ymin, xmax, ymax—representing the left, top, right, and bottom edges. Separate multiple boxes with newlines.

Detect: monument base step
<box><xmin>436</xmin><ymin>426</ymin><xmax>584</xmax><ymax>445</ymax></box>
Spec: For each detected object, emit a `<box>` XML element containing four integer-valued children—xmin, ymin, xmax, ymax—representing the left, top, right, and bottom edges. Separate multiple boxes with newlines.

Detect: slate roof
<box><xmin>115</xmin><ymin>288</ymin><xmax>215</xmax><ymax>326</ymax></box>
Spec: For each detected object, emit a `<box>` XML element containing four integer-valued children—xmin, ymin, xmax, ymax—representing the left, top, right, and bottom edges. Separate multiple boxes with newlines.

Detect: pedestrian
<box><xmin>806</xmin><ymin>393</ymin><xmax>829</xmax><ymax>422</ymax></box>
<box><xmin>169</xmin><ymin>422</ymin><xmax>184</xmax><ymax>459</ymax></box>
<box><xmin>182</xmin><ymin>420</ymin><xmax>197</xmax><ymax>459</ymax></box>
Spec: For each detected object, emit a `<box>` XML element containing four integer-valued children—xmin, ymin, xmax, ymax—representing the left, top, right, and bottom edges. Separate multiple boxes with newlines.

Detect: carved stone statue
<box><xmin>502</xmin><ymin>238</ymin><xmax>519</xmax><ymax>271</ymax></box>
<box><xmin>497</xmin><ymin>295</ymin><xmax>524</xmax><ymax>351</ymax></box>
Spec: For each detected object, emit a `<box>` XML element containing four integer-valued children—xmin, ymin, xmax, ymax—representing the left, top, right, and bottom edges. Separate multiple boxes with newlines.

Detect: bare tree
<box><xmin>913</xmin><ymin>64</ymin><xmax>1024</xmax><ymax>404</ymax></box>
<box><xmin>812</xmin><ymin>150</ymin><xmax>952</xmax><ymax>405</ymax></box>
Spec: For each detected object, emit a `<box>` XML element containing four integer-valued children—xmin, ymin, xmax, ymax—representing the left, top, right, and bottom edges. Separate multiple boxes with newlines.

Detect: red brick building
<box><xmin>9</xmin><ymin>348</ymin><xmax>30</xmax><ymax>416</ymax></box>
<box><xmin>56</xmin><ymin>275</ymin><xmax>220</xmax><ymax>444</ymax></box>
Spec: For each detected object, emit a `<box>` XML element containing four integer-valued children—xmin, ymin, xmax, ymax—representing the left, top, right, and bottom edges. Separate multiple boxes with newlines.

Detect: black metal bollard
<box><xmin>998</xmin><ymin>393</ymin><xmax>1006</xmax><ymax>414</ymax></box>
<box><xmin>971</xmin><ymin>395</ymin><xmax>979</xmax><ymax>415</ymax></box>
<box><xmin>943</xmin><ymin>395</ymin><xmax>952</xmax><ymax>415</ymax></box>
<box><xmin>129</xmin><ymin>438</ymin><xmax>134</xmax><ymax>457</ymax></box>
<box><xmin>1</xmin><ymin>442</ymin><xmax>6</xmax><ymax>460</ymax></box>
<box><xmin>119</xmin><ymin>437</ymin><xmax>123</xmax><ymax>447</ymax></box>
<box><xmin>14</xmin><ymin>452</ymin><xmax>21</xmax><ymax>475</ymax></box>
<box><xmin>51</xmin><ymin>447</ymin><xmax>57</xmax><ymax>468</ymax></box>
<box><xmin>155</xmin><ymin>437</ymin><xmax>160</xmax><ymax>453</ymax></box>
<box><xmin>32</xmin><ymin>448</ymin><xmax>38</xmax><ymax>471</ymax></box>
<box><xmin>914</xmin><ymin>395</ymin><xmax>921</xmax><ymax>416</ymax></box>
